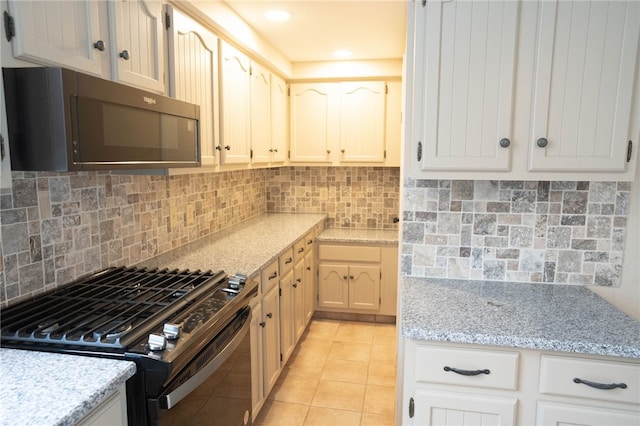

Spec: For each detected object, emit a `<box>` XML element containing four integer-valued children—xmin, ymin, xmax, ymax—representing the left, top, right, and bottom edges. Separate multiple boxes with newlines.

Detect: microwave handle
<box><xmin>68</xmin><ymin>95</ymin><xmax>80</xmax><ymax>163</ymax></box>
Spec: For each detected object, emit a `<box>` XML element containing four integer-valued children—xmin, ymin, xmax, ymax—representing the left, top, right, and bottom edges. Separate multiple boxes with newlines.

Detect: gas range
<box><xmin>0</xmin><ymin>266</ymin><xmax>259</xmax><ymax>425</ymax></box>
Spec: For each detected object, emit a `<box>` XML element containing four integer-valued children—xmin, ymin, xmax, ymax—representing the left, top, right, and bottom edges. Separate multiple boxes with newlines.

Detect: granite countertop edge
<box><xmin>0</xmin><ymin>348</ymin><xmax>137</xmax><ymax>426</ymax></box>
<box><xmin>401</xmin><ymin>276</ymin><xmax>640</xmax><ymax>360</ymax></box>
<box><xmin>315</xmin><ymin>227</ymin><xmax>399</xmax><ymax>244</ymax></box>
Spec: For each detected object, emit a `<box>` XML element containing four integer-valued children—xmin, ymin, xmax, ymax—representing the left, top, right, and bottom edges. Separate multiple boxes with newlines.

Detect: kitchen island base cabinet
<box><xmin>401</xmin><ymin>339</ymin><xmax>640</xmax><ymax>425</ymax></box>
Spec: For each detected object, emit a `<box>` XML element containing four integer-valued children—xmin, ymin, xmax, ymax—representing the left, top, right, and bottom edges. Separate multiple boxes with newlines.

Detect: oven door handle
<box><xmin>161</xmin><ymin>310</ymin><xmax>251</xmax><ymax>410</ymax></box>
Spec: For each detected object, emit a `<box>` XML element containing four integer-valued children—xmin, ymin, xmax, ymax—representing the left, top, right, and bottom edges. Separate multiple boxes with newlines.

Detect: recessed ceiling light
<box><xmin>265</xmin><ymin>10</ymin><xmax>291</xmax><ymax>22</ymax></box>
<box><xmin>332</xmin><ymin>50</ymin><xmax>353</xmax><ymax>58</ymax></box>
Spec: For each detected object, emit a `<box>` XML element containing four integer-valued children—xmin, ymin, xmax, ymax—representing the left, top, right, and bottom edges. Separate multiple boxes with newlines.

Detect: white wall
<box><xmin>593</xmin><ymin>165</ymin><xmax>640</xmax><ymax>320</ymax></box>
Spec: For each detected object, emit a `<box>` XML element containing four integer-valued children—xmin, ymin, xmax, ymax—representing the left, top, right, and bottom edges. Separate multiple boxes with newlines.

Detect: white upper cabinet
<box><xmin>109</xmin><ymin>0</ymin><xmax>164</xmax><ymax>93</ymax></box>
<box><xmin>290</xmin><ymin>81</ymin><xmax>397</xmax><ymax>165</ymax></box>
<box><xmin>339</xmin><ymin>81</ymin><xmax>386</xmax><ymax>163</ymax></box>
<box><xmin>166</xmin><ymin>6</ymin><xmax>218</xmax><ymax>167</ymax></box>
<box><xmin>529</xmin><ymin>0</ymin><xmax>640</xmax><ymax>173</ymax></box>
<box><xmin>5</xmin><ymin>0</ymin><xmax>109</xmax><ymax>77</ymax></box>
<box><xmin>406</xmin><ymin>0</ymin><xmax>640</xmax><ymax>180</ymax></box>
<box><xmin>5</xmin><ymin>0</ymin><xmax>165</xmax><ymax>93</ymax></box>
<box><xmin>250</xmin><ymin>62</ymin><xmax>272</xmax><ymax>164</ymax></box>
<box><xmin>219</xmin><ymin>40</ymin><xmax>252</xmax><ymax>165</ymax></box>
<box><xmin>290</xmin><ymin>83</ymin><xmax>336</xmax><ymax>163</ymax></box>
<box><xmin>414</xmin><ymin>0</ymin><xmax>518</xmax><ymax>172</ymax></box>
<box><xmin>270</xmin><ymin>74</ymin><xmax>288</xmax><ymax>164</ymax></box>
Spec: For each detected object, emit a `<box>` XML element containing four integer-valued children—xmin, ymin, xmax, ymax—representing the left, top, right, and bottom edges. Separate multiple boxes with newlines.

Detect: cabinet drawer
<box><xmin>261</xmin><ymin>259</ymin><xmax>279</xmax><ymax>293</ymax></box>
<box><xmin>293</xmin><ymin>239</ymin><xmax>306</xmax><ymax>262</ymax></box>
<box><xmin>414</xmin><ymin>345</ymin><xmax>519</xmax><ymax>390</ymax></box>
<box><xmin>539</xmin><ymin>355</ymin><xmax>640</xmax><ymax>404</ymax></box>
<box><xmin>318</xmin><ymin>245</ymin><xmax>380</xmax><ymax>262</ymax></box>
<box><xmin>279</xmin><ymin>248</ymin><xmax>294</xmax><ymax>275</ymax></box>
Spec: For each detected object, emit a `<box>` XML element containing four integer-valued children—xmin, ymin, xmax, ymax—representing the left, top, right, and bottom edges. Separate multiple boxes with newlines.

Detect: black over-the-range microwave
<box><xmin>2</xmin><ymin>67</ymin><xmax>200</xmax><ymax>171</ymax></box>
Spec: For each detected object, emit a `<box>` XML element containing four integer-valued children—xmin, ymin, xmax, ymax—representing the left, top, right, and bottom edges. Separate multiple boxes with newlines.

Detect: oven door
<box><xmin>155</xmin><ymin>306</ymin><xmax>252</xmax><ymax>426</ymax></box>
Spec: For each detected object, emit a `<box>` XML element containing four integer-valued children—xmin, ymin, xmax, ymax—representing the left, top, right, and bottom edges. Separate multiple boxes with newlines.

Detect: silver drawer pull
<box><xmin>573</xmin><ymin>378</ymin><xmax>627</xmax><ymax>390</ymax></box>
<box><xmin>444</xmin><ymin>366</ymin><xmax>490</xmax><ymax>376</ymax></box>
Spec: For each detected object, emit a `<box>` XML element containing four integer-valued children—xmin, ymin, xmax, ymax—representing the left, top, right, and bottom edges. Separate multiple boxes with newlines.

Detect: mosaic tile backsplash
<box><xmin>0</xmin><ymin>167</ymin><xmax>400</xmax><ymax>306</ymax></box>
<box><xmin>402</xmin><ymin>180</ymin><xmax>630</xmax><ymax>286</ymax></box>
<box><xmin>267</xmin><ymin>167</ymin><xmax>401</xmax><ymax>229</ymax></box>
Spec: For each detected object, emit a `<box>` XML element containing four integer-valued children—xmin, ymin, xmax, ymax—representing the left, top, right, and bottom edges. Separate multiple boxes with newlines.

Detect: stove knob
<box><xmin>148</xmin><ymin>333</ymin><xmax>167</xmax><ymax>351</ymax></box>
<box><xmin>163</xmin><ymin>323</ymin><xmax>181</xmax><ymax>340</ymax></box>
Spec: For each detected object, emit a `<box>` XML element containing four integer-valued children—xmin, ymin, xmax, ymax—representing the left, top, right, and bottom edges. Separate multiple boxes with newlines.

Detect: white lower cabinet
<box><xmin>412</xmin><ymin>389</ymin><xmax>516</xmax><ymax>426</ymax></box>
<box><xmin>402</xmin><ymin>339</ymin><xmax>640</xmax><ymax>425</ymax></box>
<box><xmin>77</xmin><ymin>384</ymin><xmax>127</xmax><ymax>426</ymax></box>
<box><xmin>249</xmin><ymin>294</ymin><xmax>264</xmax><ymax>418</ymax></box>
<box><xmin>316</xmin><ymin>243</ymin><xmax>398</xmax><ymax>315</ymax></box>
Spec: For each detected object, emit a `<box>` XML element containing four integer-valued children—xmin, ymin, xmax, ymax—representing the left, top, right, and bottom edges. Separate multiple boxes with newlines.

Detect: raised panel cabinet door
<box><xmin>219</xmin><ymin>40</ymin><xmax>251</xmax><ymax>164</ymax></box>
<box><xmin>167</xmin><ymin>6</ymin><xmax>218</xmax><ymax>166</ymax></box>
<box><xmin>290</xmin><ymin>83</ymin><xmax>336</xmax><ymax>163</ymax></box>
<box><xmin>6</xmin><ymin>0</ymin><xmax>108</xmax><ymax>76</ymax></box>
<box><xmin>251</xmin><ymin>62</ymin><xmax>272</xmax><ymax>164</ymax></box>
<box><xmin>339</xmin><ymin>81</ymin><xmax>386</xmax><ymax>163</ymax></box>
<box><xmin>317</xmin><ymin>263</ymin><xmax>349</xmax><ymax>309</ymax></box>
<box><xmin>303</xmin><ymin>249</ymin><xmax>315</xmax><ymax>325</ymax></box>
<box><xmin>249</xmin><ymin>298</ymin><xmax>264</xmax><ymax>417</ymax></box>
<box><xmin>270</xmin><ymin>74</ymin><xmax>288</xmax><ymax>163</ymax></box>
<box><xmin>412</xmin><ymin>389</ymin><xmax>517</xmax><ymax>426</ymax></box>
<box><xmin>414</xmin><ymin>0</ymin><xmax>517</xmax><ymax>171</ymax></box>
<box><xmin>261</xmin><ymin>285</ymin><xmax>281</xmax><ymax>396</ymax></box>
<box><xmin>536</xmin><ymin>401</ymin><xmax>640</xmax><ymax>426</ymax></box>
<box><xmin>110</xmin><ymin>0</ymin><xmax>164</xmax><ymax>93</ymax></box>
<box><xmin>529</xmin><ymin>0</ymin><xmax>640</xmax><ymax>172</ymax></box>
<box><xmin>348</xmin><ymin>265</ymin><xmax>380</xmax><ymax>311</ymax></box>
<box><xmin>293</xmin><ymin>261</ymin><xmax>305</xmax><ymax>342</ymax></box>
<box><xmin>279</xmin><ymin>269</ymin><xmax>295</xmax><ymax>366</ymax></box>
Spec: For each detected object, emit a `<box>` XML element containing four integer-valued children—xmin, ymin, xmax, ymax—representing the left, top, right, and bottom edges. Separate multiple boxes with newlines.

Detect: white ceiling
<box><xmin>221</xmin><ymin>0</ymin><xmax>408</xmax><ymax>62</ymax></box>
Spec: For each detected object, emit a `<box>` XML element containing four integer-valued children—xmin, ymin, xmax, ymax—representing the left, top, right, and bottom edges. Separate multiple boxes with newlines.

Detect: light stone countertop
<box><xmin>139</xmin><ymin>213</ymin><xmax>327</xmax><ymax>277</ymax></box>
<box><xmin>0</xmin><ymin>349</ymin><xmax>136</xmax><ymax>426</ymax></box>
<box><xmin>316</xmin><ymin>228</ymin><xmax>399</xmax><ymax>244</ymax></box>
<box><xmin>402</xmin><ymin>277</ymin><xmax>640</xmax><ymax>359</ymax></box>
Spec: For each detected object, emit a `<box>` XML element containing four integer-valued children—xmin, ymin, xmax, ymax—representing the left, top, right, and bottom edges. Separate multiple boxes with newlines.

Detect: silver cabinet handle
<box><xmin>499</xmin><ymin>138</ymin><xmax>511</xmax><ymax>148</ymax></box>
<box><xmin>94</xmin><ymin>40</ymin><xmax>105</xmax><ymax>51</ymax></box>
<box><xmin>537</xmin><ymin>138</ymin><xmax>548</xmax><ymax>148</ymax></box>
<box><xmin>119</xmin><ymin>49</ymin><xmax>130</xmax><ymax>60</ymax></box>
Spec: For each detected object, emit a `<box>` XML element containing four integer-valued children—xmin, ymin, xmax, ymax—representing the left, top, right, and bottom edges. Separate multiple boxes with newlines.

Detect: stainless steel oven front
<box><xmin>157</xmin><ymin>306</ymin><xmax>253</xmax><ymax>426</ymax></box>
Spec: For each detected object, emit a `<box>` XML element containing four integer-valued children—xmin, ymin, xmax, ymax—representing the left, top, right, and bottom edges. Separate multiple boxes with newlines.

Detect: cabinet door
<box><xmin>6</xmin><ymin>0</ymin><xmax>108</xmax><ymax>76</ymax></box>
<box><xmin>293</xmin><ymin>261</ymin><xmax>306</xmax><ymax>342</ymax></box>
<box><xmin>414</xmin><ymin>0</ymin><xmax>517</xmax><ymax>171</ymax></box>
<box><xmin>167</xmin><ymin>7</ymin><xmax>218</xmax><ymax>166</ymax></box>
<box><xmin>270</xmin><ymin>74</ymin><xmax>288</xmax><ymax>163</ymax></box>
<box><xmin>249</xmin><ymin>298</ymin><xmax>264</xmax><ymax>418</ymax></box>
<box><xmin>290</xmin><ymin>83</ymin><xmax>336</xmax><ymax>163</ymax></box>
<box><xmin>385</xmin><ymin>80</ymin><xmax>402</xmax><ymax>167</ymax></box>
<box><xmin>219</xmin><ymin>40</ymin><xmax>251</xmax><ymax>164</ymax></box>
<box><xmin>339</xmin><ymin>81</ymin><xmax>386</xmax><ymax>163</ymax></box>
<box><xmin>262</xmin><ymin>285</ymin><xmax>281</xmax><ymax>395</ymax></box>
<box><xmin>318</xmin><ymin>263</ymin><xmax>349</xmax><ymax>309</ymax></box>
<box><xmin>529</xmin><ymin>0</ymin><xmax>640</xmax><ymax>172</ymax></box>
<box><xmin>348</xmin><ymin>265</ymin><xmax>380</xmax><ymax>311</ymax></box>
<box><xmin>412</xmin><ymin>390</ymin><xmax>517</xmax><ymax>426</ymax></box>
<box><xmin>251</xmin><ymin>62</ymin><xmax>272</xmax><ymax>164</ymax></box>
<box><xmin>536</xmin><ymin>401</ymin><xmax>639</xmax><ymax>426</ymax></box>
<box><xmin>0</xmin><ymin>50</ymin><xmax>11</xmax><ymax>190</ymax></box>
<box><xmin>279</xmin><ymin>269</ymin><xmax>295</xmax><ymax>366</ymax></box>
<box><xmin>303</xmin><ymin>248</ymin><xmax>315</xmax><ymax>325</ymax></box>
<box><xmin>110</xmin><ymin>0</ymin><xmax>164</xmax><ymax>93</ymax></box>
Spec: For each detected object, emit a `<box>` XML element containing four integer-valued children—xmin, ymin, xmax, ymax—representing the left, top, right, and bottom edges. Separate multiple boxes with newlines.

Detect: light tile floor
<box><xmin>254</xmin><ymin>319</ymin><xmax>397</xmax><ymax>426</ymax></box>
